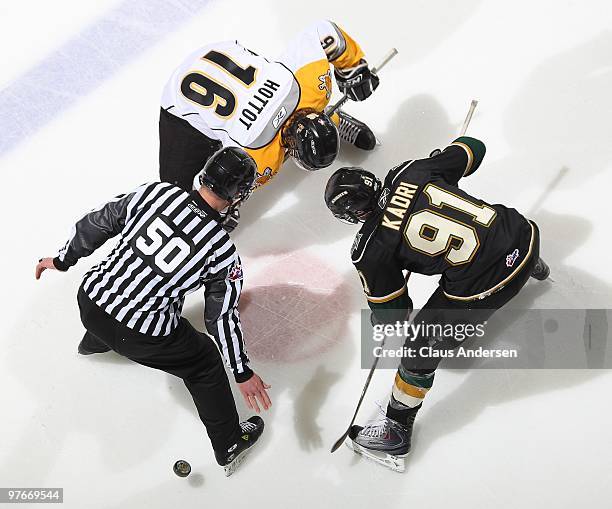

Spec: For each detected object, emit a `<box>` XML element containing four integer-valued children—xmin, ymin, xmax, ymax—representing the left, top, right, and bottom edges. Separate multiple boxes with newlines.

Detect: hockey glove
<box><xmin>334</xmin><ymin>59</ymin><xmax>379</xmax><ymax>102</ymax></box>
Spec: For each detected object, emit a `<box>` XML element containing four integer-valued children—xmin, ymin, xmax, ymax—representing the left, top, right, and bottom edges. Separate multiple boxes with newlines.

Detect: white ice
<box><xmin>1</xmin><ymin>1</ymin><xmax>612</xmax><ymax>508</ymax></box>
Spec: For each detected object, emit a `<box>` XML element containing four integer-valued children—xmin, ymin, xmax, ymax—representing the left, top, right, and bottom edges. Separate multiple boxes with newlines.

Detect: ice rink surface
<box><xmin>1</xmin><ymin>0</ymin><xmax>612</xmax><ymax>507</ymax></box>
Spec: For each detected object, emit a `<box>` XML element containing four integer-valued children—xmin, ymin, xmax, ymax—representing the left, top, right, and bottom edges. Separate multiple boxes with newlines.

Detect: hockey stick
<box><xmin>331</xmin><ymin>275</ymin><xmax>410</xmax><ymax>453</ymax></box>
<box><xmin>326</xmin><ymin>48</ymin><xmax>399</xmax><ymax>116</ymax></box>
<box><xmin>459</xmin><ymin>99</ymin><xmax>479</xmax><ymax>136</ymax></box>
<box><xmin>330</xmin><ymin>335</ymin><xmax>386</xmax><ymax>453</ymax></box>
<box><xmin>430</xmin><ymin>100</ymin><xmax>479</xmax><ymax>157</ymax></box>
<box><xmin>371</xmin><ymin>48</ymin><xmax>399</xmax><ymax>76</ymax></box>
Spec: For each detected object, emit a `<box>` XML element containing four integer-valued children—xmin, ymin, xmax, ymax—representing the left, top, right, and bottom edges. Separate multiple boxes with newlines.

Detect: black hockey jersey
<box><xmin>352</xmin><ymin>138</ymin><xmax>535</xmax><ymax>312</ymax></box>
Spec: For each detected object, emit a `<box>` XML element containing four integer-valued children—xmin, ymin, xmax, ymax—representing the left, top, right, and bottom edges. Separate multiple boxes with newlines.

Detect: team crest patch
<box><xmin>227</xmin><ymin>263</ymin><xmax>244</xmax><ymax>282</ymax></box>
<box><xmin>255</xmin><ymin>167</ymin><xmax>274</xmax><ymax>188</ymax></box>
<box><xmin>506</xmin><ymin>249</ymin><xmax>520</xmax><ymax>268</ymax></box>
<box><xmin>318</xmin><ymin>70</ymin><xmax>332</xmax><ymax>99</ymax></box>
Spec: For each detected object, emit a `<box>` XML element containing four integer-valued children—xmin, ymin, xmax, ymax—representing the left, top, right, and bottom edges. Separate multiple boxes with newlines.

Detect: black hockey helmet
<box><xmin>199</xmin><ymin>147</ymin><xmax>257</xmax><ymax>202</ymax></box>
<box><xmin>324</xmin><ymin>167</ymin><xmax>381</xmax><ymax>224</ymax></box>
<box><xmin>282</xmin><ymin>109</ymin><xmax>339</xmax><ymax>171</ymax></box>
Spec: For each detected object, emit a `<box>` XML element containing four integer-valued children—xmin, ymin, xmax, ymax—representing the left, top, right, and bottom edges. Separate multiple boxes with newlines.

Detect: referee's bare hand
<box><xmin>238</xmin><ymin>373</ymin><xmax>272</xmax><ymax>413</ymax></box>
<box><xmin>36</xmin><ymin>257</ymin><xmax>57</xmax><ymax>280</ymax></box>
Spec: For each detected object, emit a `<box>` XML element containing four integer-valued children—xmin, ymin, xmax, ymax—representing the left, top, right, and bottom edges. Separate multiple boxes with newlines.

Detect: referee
<box><xmin>35</xmin><ymin>148</ymin><xmax>270</xmax><ymax>476</ymax></box>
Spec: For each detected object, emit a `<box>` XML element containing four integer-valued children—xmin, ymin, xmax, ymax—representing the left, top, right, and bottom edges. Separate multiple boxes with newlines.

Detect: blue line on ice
<box><xmin>0</xmin><ymin>0</ymin><xmax>212</xmax><ymax>156</ymax></box>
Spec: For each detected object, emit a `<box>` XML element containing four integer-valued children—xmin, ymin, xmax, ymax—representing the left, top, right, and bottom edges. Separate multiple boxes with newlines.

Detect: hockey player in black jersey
<box><xmin>324</xmin><ymin>136</ymin><xmax>550</xmax><ymax>471</ymax></box>
<box><xmin>36</xmin><ymin>148</ymin><xmax>269</xmax><ymax>476</ymax></box>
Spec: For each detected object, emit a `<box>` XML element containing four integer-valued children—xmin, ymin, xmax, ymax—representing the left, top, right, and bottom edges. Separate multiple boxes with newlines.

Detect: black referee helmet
<box><xmin>199</xmin><ymin>147</ymin><xmax>257</xmax><ymax>203</ymax></box>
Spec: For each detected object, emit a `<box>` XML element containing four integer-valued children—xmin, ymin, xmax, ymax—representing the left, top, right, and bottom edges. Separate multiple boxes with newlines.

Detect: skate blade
<box><xmin>345</xmin><ymin>439</ymin><xmax>406</xmax><ymax>473</ymax></box>
<box><xmin>223</xmin><ymin>440</ymin><xmax>260</xmax><ymax>477</ymax></box>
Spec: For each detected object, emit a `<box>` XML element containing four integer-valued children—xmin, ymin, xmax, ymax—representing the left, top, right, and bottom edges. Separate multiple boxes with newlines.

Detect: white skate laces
<box><xmin>337</xmin><ymin>112</ymin><xmax>360</xmax><ymax>145</ymax></box>
<box><xmin>240</xmin><ymin>421</ymin><xmax>257</xmax><ymax>433</ymax></box>
<box><xmin>360</xmin><ymin>419</ymin><xmax>390</xmax><ymax>439</ymax></box>
<box><xmin>359</xmin><ymin>400</ymin><xmax>391</xmax><ymax>438</ymax></box>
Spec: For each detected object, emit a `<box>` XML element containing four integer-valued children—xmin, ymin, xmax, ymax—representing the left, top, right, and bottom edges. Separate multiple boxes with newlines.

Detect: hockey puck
<box><xmin>173</xmin><ymin>460</ymin><xmax>191</xmax><ymax>477</ymax></box>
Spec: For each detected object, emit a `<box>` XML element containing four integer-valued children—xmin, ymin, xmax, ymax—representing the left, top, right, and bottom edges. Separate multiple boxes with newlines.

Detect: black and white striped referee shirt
<box><xmin>53</xmin><ymin>182</ymin><xmax>252</xmax><ymax>381</ymax></box>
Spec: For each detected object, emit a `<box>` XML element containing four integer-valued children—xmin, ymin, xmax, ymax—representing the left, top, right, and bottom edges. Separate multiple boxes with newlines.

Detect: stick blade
<box><xmin>330</xmin><ymin>430</ymin><xmax>349</xmax><ymax>453</ymax></box>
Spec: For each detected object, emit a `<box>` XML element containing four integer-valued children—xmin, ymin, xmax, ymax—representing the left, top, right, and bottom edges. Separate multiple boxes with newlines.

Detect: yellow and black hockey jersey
<box><xmin>161</xmin><ymin>20</ymin><xmax>364</xmax><ymax>189</ymax></box>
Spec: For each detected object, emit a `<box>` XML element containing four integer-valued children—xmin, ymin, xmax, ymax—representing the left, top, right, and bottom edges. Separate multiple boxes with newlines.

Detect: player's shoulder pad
<box><xmin>384</xmin><ymin>160</ymin><xmax>415</xmax><ymax>187</ymax></box>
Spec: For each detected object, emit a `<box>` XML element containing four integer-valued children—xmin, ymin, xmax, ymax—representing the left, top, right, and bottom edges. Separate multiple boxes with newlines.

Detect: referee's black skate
<box><xmin>337</xmin><ymin>110</ymin><xmax>377</xmax><ymax>150</ymax></box>
<box><xmin>347</xmin><ymin>412</ymin><xmax>416</xmax><ymax>472</ymax></box>
<box><xmin>531</xmin><ymin>257</ymin><xmax>550</xmax><ymax>281</ymax></box>
<box><xmin>216</xmin><ymin>416</ymin><xmax>264</xmax><ymax>477</ymax></box>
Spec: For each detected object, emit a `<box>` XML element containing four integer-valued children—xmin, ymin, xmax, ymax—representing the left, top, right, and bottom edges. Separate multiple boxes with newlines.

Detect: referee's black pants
<box><xmin>77</xmin><ymin>286</ymin><xmax>240</xmax><ymax>456</ymax></box>
<box><xmin>159</xmin><ymin>107</ymin><xmax>221</xmax><ymax>192</ymax></box>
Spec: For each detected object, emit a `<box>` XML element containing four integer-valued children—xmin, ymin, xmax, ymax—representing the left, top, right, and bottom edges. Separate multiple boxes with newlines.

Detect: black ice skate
<box><xmin>337</xmin><ymin>110</ymin><xmax>378</xmax><ymax>150</ymax></box>
<box><xmin>531</xmin><ymin>257</ymin><xmax>550</xmax><ymax>281</ymax></box>
<box><xmin>347</xmin><ymin>413</ymin><xmax>416</xmax><ymax>472</ymax></box>
<box><xmin>216</xmin><ymin>416</ymin><xmax>264</xmax><ymax>477</ymax></box>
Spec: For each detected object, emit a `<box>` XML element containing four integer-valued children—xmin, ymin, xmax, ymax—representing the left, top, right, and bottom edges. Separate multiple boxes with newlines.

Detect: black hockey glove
<box><xmin>334</xmin><ymin>59</ymin><xmax>379</xmax><ymax>102</ymax></box>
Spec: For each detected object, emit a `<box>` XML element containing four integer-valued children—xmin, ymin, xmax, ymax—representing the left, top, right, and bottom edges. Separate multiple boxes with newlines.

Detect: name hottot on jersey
<box><xmin>382</xmin><ymin>182</ymin><xmax>419</xmax><ymax>231</ymax></box>
<box><xmin>238</xmin><ymin>79</ymin><xmax>282</xmax><ymax>131</ymax></box>
<box><xmin>161</xmin><ymin>20</ymin><xmax>365</xmax><ymax>189</ymax></box>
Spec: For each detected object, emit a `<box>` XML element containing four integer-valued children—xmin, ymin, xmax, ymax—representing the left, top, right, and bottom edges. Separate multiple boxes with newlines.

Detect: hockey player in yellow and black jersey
<box><xmin>160</xmin><ymin>20</ymin><xmax>379</xmax><ymax>230</ymax></box>
<box><xmin>324</xmin><ymin>137</ymin><xmax>550</xmax><ymax>471</ymax></box>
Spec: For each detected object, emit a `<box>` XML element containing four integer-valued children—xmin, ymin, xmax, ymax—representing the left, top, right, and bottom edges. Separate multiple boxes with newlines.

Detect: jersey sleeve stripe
<box><xmin>325</xmin><ymin>22</ymin><xmax>347</xmax><ymax>61</ymax></box>
<box><xmin>228</xmin><ymin>280</ymin><xmax>247</xmax><ymax>373</ymax></box>
<box><xmin>328</xmin><ymin>23</ymin><xmax>365</xmax><ymax>68</ymax></box>
<box><xmin>217</xmin><ymin>280</ymin><xmax>242</xmax><ymax>372</ymax></box>
<box><xmin>366</xmin><ymin>285</ymin><xmax>407</xmax><ymax>304</ymax></box>
<box><xmin>451</xmin><ymin>141</ymin><xmax>475</xmax><ymax>176</ymax></box>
